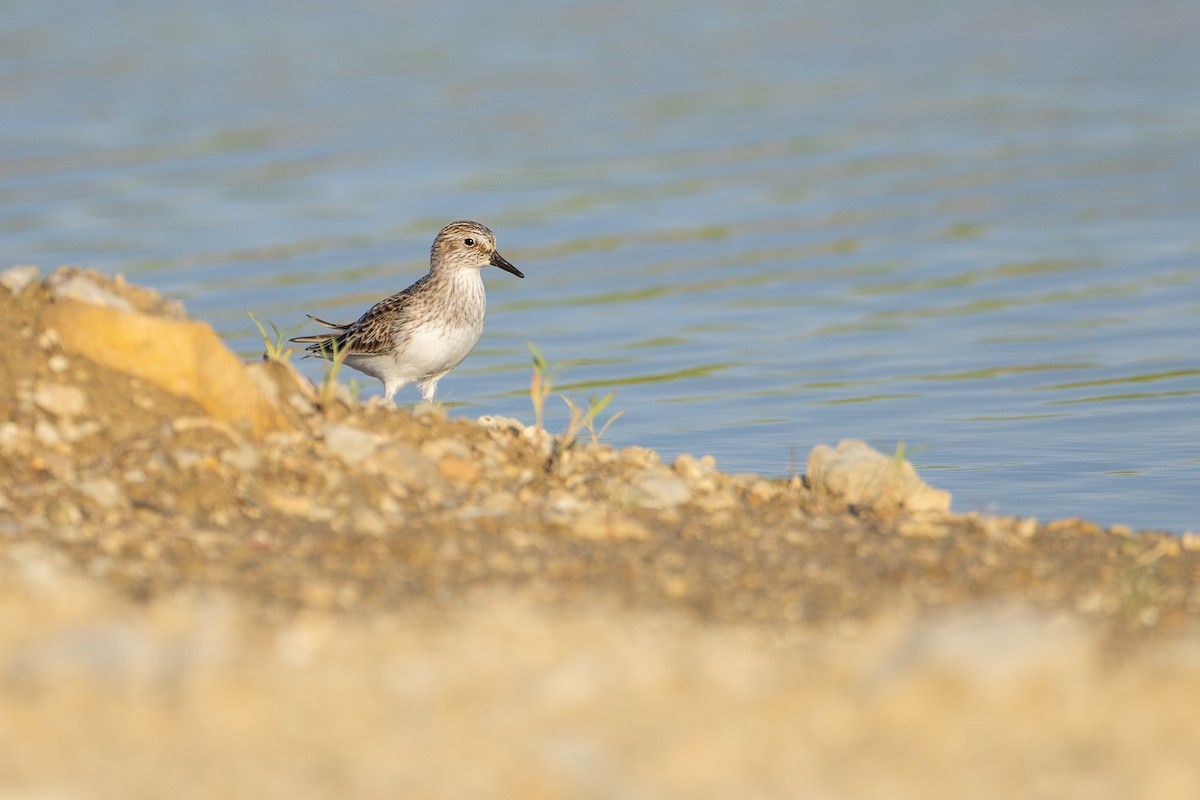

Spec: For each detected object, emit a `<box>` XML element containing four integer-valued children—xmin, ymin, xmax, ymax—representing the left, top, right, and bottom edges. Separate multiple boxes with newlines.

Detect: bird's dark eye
<box><xmin>463</xmin><ymin>237</ymin><xmax>475</xmax><ymax>247</ymax></box>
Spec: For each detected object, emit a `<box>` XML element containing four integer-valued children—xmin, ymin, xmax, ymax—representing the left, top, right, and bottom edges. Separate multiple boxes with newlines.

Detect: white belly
<box><xmin>397</xmin><ymin>321</ymin><xmax>482</xmax><ymax>380</ymax></box>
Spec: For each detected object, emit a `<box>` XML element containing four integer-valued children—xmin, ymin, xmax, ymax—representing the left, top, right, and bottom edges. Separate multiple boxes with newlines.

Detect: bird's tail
<box><xmin>290</xmin><ymin>315</ymin><xmax>350</xmax><ymax>357</ymax></box>
<box><xmin>304</xmin><ymin>314</ymin><xmax>350</xmax><ymax>331</ymax></box>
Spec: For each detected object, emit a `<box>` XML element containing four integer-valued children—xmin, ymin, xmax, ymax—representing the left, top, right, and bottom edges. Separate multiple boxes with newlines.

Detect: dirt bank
<box><xmin>2</xmin><ymin>266</ymin><xmax>1199</xmax><ymax>798</ymax></box>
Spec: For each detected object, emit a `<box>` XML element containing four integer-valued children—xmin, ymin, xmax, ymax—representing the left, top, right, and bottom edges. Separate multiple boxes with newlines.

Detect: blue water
<box><xmin>2</xmin><ymin>0</ymin><xmax>1198</xmax><ymax>531</ymax></box>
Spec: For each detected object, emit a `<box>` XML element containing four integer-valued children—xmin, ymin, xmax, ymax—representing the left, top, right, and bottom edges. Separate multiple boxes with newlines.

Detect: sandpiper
<box><xmin>291</xmin><ymin>220</ymin><xmax>524</xmax><ymax>402</ymax></box>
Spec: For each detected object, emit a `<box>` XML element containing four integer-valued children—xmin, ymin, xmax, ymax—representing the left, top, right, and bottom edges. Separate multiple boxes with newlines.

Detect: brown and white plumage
<box><xmin>291</xmin><ymin>221</ymin><xmax>523</xmax><ymax>402</ymax></box>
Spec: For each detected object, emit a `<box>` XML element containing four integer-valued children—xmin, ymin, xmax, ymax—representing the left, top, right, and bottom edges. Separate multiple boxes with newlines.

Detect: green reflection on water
<box><xmin>1045</xmin><ymin>389</ymin><xmax>1199</xmax><ymax>405</ymax></box>
<box><xmin>819</xmin><ymin>393</ymin><xmax>922</xmax><ymax>405</ymax></box>
<box><xmin>1040</xmin><ymin>369</ymin><xmax>1200</xmax><ymax>390</ymax></box>
<box><xmin>918</xmin><ymin>363</ymin><xmax>1097</xmax><ymax>381</ymax></box>
<box><xmin>962</xmin><ymin>413</ymin><xmax>1068</xmax><ymax>421</ymax></box>
<box><xmin>555</xmin><ymin>362</ymin><xmax>738</xmax><ymax>392</ymax></box>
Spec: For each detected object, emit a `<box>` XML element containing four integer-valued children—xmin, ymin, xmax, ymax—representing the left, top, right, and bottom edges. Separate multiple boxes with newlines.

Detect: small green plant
<box><xmin>561</xmin><ymin>391</ymin><xmax>624</xmax><ymax>447</ymax></box>
<box><xmin>318</xmin><ymin>333</ymin><xmax>350</xmax><ymax>412</ymax></box>
<box><xmin>246</xmin><ymin>312</ymin><xmax>302</xmax><ymax>363</ymax></box>
<box><xmin>528</xmin><ymin>342</ymin><xmax>552</xmax><ymax>431</ymax></box>
<box><xmin>526</xmin><ymin>342</ymin><xmax>624</xmax><ymax>468</ymax></box>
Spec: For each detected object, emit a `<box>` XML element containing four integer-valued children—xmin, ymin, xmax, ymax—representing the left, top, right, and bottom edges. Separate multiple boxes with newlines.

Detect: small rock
<box><xmin>806</xmin><ymin>439</ymin><xmax>951</xmax><ymax>514</ymax></box>
<box><xmin>221</xmin><ymin>445</ymin><xmax>261</xmax><ymax>472</ymax></box>
<box><xmin>244</xmin><ymin>362</ymin><xmax>283</xmax><ymax>407</ymax></box>
<box><xmin>438</xmin><ymin>456</ymin><xmax>480</xmax><ymax>482</ymax></box>
<box><xmin>78</xmin><ymin>478</ymin><xmax>124</xmax><ymax>510</ymax></box>
<box><xmin>33</xmin><ymin>420</ymin><xmax>61</xmax><ymax>447</ymax></box>
<box><xmin>60</xmin><ymin>420</ymin><xmax>101</xmax><ymax>444</ymax></box>
<box><xmin>46</xmin><ymin>272</ymin><xmax>135</xmax><ymax>312</ymax></box>
<box><xmin>0</xmin><ymin>422</ymin><xmax>25</xmax><ymax>454</ymax></box>
<box><xmin>37</xmin><ymin>328</ymin><xmax>62</xmax><ymax>350</ymax></box>
<box><xmin>695</xmin><ymin>492</ymin><xmax>738</xmax><ymax>512</ymax></box>
<box><xmin>520</xmin><ymin>426</ymin><xmax>554</xmax><ymax>457</ymax></box>
<box><xmin>422</xmin><ymin>437</ymin><xmax>471</xmax><ymax>460</ymax></box>
<box><xmin>622</xmin><ymin>446</ymin><xmax>661</xmax><ymax>469</ymax></box>
<box><xmin>476</xmin><ymin>415</ymin><xmax>525</xmax><ymax>435</ymax></box>
<box><xmin>544</xmin><ymin>492</ymin><xmax>584</xmax><ymax>523</ymax></box>
<box><xmin>626</xmin><ymin>468</ymin><xmax>692</xmax><ymax>510</ymax></box>
<box><xmin>475</xmin><ymin>492</ymin><xmax>515</xmax><ymax>516</ymax></box>
<box><xmin>47</xmin><ymin>355</ymin><xmax>70</xmax><ymax>373</ymax></box>
<box><xmin>263</xmin><ymin>490</ymin><xmax>333</xmax><ymax>522</ymax></box>
<box><xmin>373</xmin><ymin>443</ymin><xmax>436</xmax><ymax>489</ymax></box>
<box><xmin>352</xmin><ymin>509</ymin><xmax>388</xmax><ymax>537</ymax></box>
<box><xmin>33</xmin><ymin>384</ymin><xmax>87</xmax><ymax>418</ymax></box>
<box><xmin>323</xmin><ymin>423</ymin><xmax>378</xmax><ymax>466</ymax></box>
<box><xmin>571</xmin><ymin>511</ymin><xmax>649</xmax><ymax>540</ymax></box>
<box><xmin>0</xmin><ymin>265</ymin><xmax>39</xmax><ymax>296</ymax></box>
<box><xmin>170</xmin><ymin>450</ymin><xmax>204</xmax><ymax>470</ymax></box>
<box><xmin>747</xmin><ymin>480</ymin><xmax>779</xmax><ymax>503</ymax></box>
<box><xmin>673</xmin><ymin>453</ymin><xmax>710</xmax><ymax>483</ymax></box>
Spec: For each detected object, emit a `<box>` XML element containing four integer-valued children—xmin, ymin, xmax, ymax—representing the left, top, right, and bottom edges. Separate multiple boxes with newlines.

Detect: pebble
<box><xmin>438</xmin><ymin>457</ymin><xmax>480</xmax><ymax>482</ymax></box>
<box><xmin>33</xmin><ymin>384</ymin><xmax>88</xmax><ymax>418</ymax></box>
<box><xmin>263</xmin><ymin>490</ymin><xmax>333</xmax><ymax>522</ymax></box>
<box><xmin>323</xmin><ymin>423</ymin><xmax>379</xmax><ymax>466</ymax></box>
<box><xmin>806</xmin><ymin>439</ymin><xmax>952</xmax><ymax>513</ymax></box>
<box><xmin>373</xmin><ymin>443</ymin><xmax>436</xmax><ymax>490</ymax></box>
<box><xmin>33</xmin><ymin>420</ymin><xmax>62</xmax><ymax>447</ymax></box>
<box><xmin>220</xmin><ymin>446</ymin><xmax>261</xmax><ymax>472</ymax></box>
<box><xmin>695</xmin><ymin>492</ymin><xmax>739</xmax><ymax>512</ymax></box>
<box><xmin>625</xmin><ymin>468</ymin><xmax>692</xmax><ymax>510</ymax></box>
<box><xmin>621</xmin><ymin>446</ymin><xmax>661</xmax><ymax>469</ymax></box>
<box><xmin>352</xmin><ymin>509</ymin><xmax>388</xmax><ymax>537</ymax></box>
<box><xmin>0</xmin><ymin>422</ymin><xmax>25</xmax><ymax>454</ymax></box>
<box><xmin>477</xmin><ymin>492</ymin><xmax>516</xmax><ymax>516</ymax></box>
<box><xmin>0</xmin><ymin>265</ymin><xmax>39</xmax><ymax>296</ymax></box>
<box><xmin>520</xmin><ymin>426</ymin><xmax>554</xmax><ymax>457</ymax></box>
<box><xmin>422</xmin><ymin>437</ymin><xmax>471</xmax><ymax>461</ymax></box>
<box><xmin>46</xmin><ymin>272</ymin><xmax>135</xmax><ymax>312</ymax></box>
<box><xmin>673</xmin><ymin>452</ymin><xmax>716</xmax><ymax>483</ymax></box>
<box><xmin>571</xmin><ymin>510</ymin><xmax>649</xmax><ymax>540</ymax></box>
<box><xmin>475</xmin><ymin>415</ymin><xmax>525</xmax><ymax>435</ymax></box>
<box><xmin>545</xmin><ymin>492</ymin><xmax>584</xmax><ymax>522</ymax></box>
<box><xmin>747</xmin><ymin>480</ymin><xmax>779</xmax><ymax>504</ymax></box>
<box><xmin>78</xmin><ymin>478</ymin><xmax>125</xmax><ymax>510</ymax></box>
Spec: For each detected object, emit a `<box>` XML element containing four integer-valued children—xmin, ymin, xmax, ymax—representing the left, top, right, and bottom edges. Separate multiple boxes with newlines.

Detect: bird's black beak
<box><xmin>490</xmin><ymin>250</ymin><xmax>524</xmax><ymax>279</ymax></box>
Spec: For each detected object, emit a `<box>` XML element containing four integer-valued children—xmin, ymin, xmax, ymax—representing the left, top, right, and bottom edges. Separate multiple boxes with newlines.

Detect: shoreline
<box><xmin>1</xmin><ymin>265</ymin><xmax>1194</xmax><ymax>631</ymax></box>
<box><xmin>2</xmin><ymin>265</ymin><xmax>1200</xmax><ymax>797</ymax></box>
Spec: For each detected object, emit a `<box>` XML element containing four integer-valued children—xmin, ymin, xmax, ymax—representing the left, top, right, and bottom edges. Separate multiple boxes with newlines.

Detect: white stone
<box><xmin>323</xmin><ymin>423</ymin><xmax>379</xmax><ymax>466</ymax></box>
<box><xmin>806</xmin><ymin>439</ymin><xmax>951</xmax><ymax>513</ymax></box>
<box><xmin>0</xmin><ymin>265</ymin><xmax>39</xmax><ymax>296</ymax></box>
<box><xmin>627</xmin><ymin>468</ymin><xmax>692</xmax><ymax>510</ymax></box>
<box><xmin>33</xmin><ymin>384</ymin><xmax>87</xmax><ymax>418</ymax></box>
<box><xmin>46</xmin><ymin>273</ymin><xmax>134</xmax><ymax>311</ymax></box>
<box><xmin>79</xmin><ymin>478</ymin><xmax>124</xmax><ymax>510</ymax></box>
